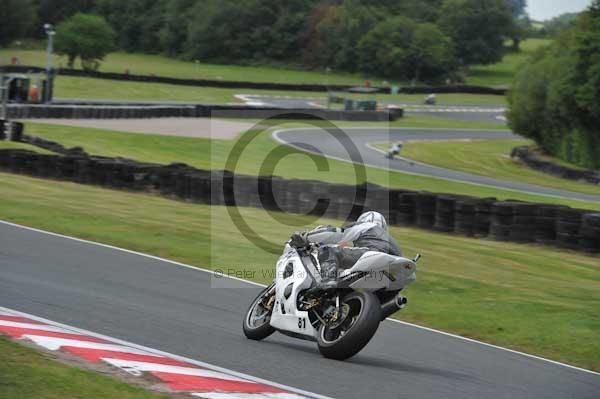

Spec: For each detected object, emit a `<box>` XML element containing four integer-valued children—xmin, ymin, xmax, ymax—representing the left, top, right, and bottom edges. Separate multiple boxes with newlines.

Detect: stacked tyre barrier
<box><xmin>0</xmin><ymin>120</ymin><xmax>25</xmax><ymax>142</ymax></box>
<box><xmin>511</xmin><ymin>146</ymin><xmax>600</xmax><ymax>185</ymax></box>
<box><xmin>556</xmin><ymin>208</ymin><xmax>589</xmax><ymax>250</ymax></box>
<box><xmin>580</xmin><ymin>214</ymin><xmax>600</xmax><ymax>253</ymax></box>
<box><xmin>535</xmin><ymin>205</ymin><xmax>567</xmax><ymax>245</ymax></box>
<box><xmin>434</xmin><ymin>196</ymin><xmax>458</xmax><ymax>232</ymax></box>
<box><xmin>415</xmin><ymin>192</ymin><xmax>437</xmax><ymax>229</ymax></box>
<box><xmin>474</xmin><ymin>199</ymin><xmax>495</xmax><ymax>237</ymax></box>
<box><xmin>454</xmin><ymin>198</ymin><xmax>476</xmax><ymax>236</ymax></box>
<box><xmin>0</xmin><ymin>119</ymin><xmax>6</xmax><ymax>140</ymax></box>
<box><xmin>390</xmin><ymin>190</ymin><xmax>417</xmax><ymax>226</ymax></box>
<box><xmin>0</xmin><ymin>147</ymin><xmax>598</xmax><ymax>254</ymax></box>
<box><xmin>6</xmin><ymin>104</ymin><xmax>397</xmax><ymax>122</ymax></box>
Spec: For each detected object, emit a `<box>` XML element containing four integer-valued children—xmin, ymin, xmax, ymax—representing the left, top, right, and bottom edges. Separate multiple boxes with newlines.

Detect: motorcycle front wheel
<box><xmin>317</xmin><ymin>291</ymin><xmax>381</xmax><ymax>360</ymax></box>
<box><xmin>243</xmin><ymin>283</ymin><xmax>276</xmax><ymax>340</ymax></box>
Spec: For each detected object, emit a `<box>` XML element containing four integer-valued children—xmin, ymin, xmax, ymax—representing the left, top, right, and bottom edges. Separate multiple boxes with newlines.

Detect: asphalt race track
<box><xmin>1</xmin><ymin>222</ymin><xmax>598</xmax><ymax>398</ymax></box>
<box><xmin>239</xmin><ymin>94</ymin><xmax>507</xmax><ymax>124</ymax></box>
<box><xmin>274</xmin><ymin>127</ymin><xmax>600</xmax><ymax>203</ymax></box>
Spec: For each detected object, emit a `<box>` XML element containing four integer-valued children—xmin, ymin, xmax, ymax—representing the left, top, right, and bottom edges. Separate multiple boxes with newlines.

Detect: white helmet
<box><xmin>356</xmin><ymin>211</ymin><xmax>387</xmax><ymax>230</ymax></box>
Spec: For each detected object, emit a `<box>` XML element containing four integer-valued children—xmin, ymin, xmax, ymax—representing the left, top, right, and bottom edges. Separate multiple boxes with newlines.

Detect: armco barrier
<box><xmin>6</xmin><ymin>104</ymin><xmax>396</xmax><ymax>122</ymax></box>
<box><xmin>511</xmin><ymin>146</ymin><xmax>600</xmax><ymax>185</ymax></box>
<box><xmin>1</xmin><ymin>65</ymin><xmax>506</xmax><ymax>95</ymax></box>
<box><xmin>0</xmin><ymin>147</ymin><xmax>598</xmax><ymax>254</ymax></box>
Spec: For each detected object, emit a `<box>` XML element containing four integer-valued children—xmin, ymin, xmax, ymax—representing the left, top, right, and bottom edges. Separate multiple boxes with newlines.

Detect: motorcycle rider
<box><xmin>290</xmin><ymin>211</ymin><xmax>402</xmax><ymax>293</ymax></box>
<box><xmin>386</xmin><ymin>141</ymin><xmax>403</xmax><ymax>159</ymax></box>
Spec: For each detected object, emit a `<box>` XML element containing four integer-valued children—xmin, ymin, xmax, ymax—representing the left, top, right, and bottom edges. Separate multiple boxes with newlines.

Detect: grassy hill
<box><xmin>465</xmin><ymin>39</ymin><xmax>553</xmax><ymax>87</ymax></box>
<box><xmin>1</xmin><ymin>39</ymin><xmax>551</xmax><ymax>89</ymax></box>
<box><xmin>0</xmin><ymin>49</ymin><xmax>371</xmax><ymax>86</ymax></box>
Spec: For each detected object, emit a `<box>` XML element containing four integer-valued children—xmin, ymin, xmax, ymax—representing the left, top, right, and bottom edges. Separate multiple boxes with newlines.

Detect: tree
<box><xmin>185</xmin><ymin>0</ymin><xmax>276</xmax><ymax>61</ymax></box>
<box><xmin>158</xmin><ymin>0</ymin><xmax>196</xmax><ymax>56</ymax></box>
<box><xmin>358</xmin><ymin>16</ymin><xmax>456</xmax><ymax>81</ymax></box>
<box><xmin>508</xmin><ymin>0</ymin><xmax>600</xmax><ymax>169</ymax></box>
<box><xmin>438</xmin><ymin>0</ymin><xmax>513</xmax><ymax>65</ymax></box>
<box><xmin>186</xmin><ymin>0</ymin><xmax>317</xmax><ymax>62</ymax></box>
<box><xmin>358</xmin><ymin>17</ymin><xmax>415</xmax><ymax>78</ymax></box>
<box><xmin>54</xmin><ymin>13</ymin><xmax>116</xmax><ymax>70</ymax></box>
<box><xmin>410</xmin><ymin>23</ymin><xmax>456</xmax><ymax>81</ymax></box>
<box><xmin>505</xmin><ymin>0</ymin><xmax>529</xmax><ymax>50</ymax></box>
<box><xmin>0</xmin><ymin>0</ymin><xmax>36</xmax><ymax>46</ymax></box>
<box><xmin>507</xmin><ymin>0</ymin><xmax>527</xmax><ymax>19</ymax></box>
<box><xmin>33</xmin><ymin>0</ymin><xmax>95</xmax><ymax>26</ymax></box>
<box><xmin>302</xmin><ymin>4</ymin><xmax>355</xmax><ymax>69</ymax></box>
<box><xmin>97</xmin><ymin>0</ymin><xmax>167</xmax><ymax>54</ymax></box>
<box><xmin>543</xmin><ymin>12</ymin><xmax>579</xmax><ymax>37</ymax></box>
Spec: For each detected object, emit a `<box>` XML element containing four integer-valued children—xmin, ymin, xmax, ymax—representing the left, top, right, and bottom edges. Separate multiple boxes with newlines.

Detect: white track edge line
<box><xmin>1</xmin><ymin>219</ymin><xmax>599</xmax><ymax>376</ymax></box>
<box><xmin>0</xmin><ymin>305</ymin><xmax>331</xmax><ymax>399</ymax></box>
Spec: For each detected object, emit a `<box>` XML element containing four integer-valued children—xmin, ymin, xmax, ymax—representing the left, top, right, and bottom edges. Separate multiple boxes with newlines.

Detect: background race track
<box><xmin>274</xmin><ymin>127</ymin><xmax>600</xmax><ymax>203</ymax></box>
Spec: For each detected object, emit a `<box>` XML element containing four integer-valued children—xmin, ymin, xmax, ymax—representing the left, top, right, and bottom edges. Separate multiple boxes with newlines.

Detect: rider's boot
<box><xmin>306</xmin><ymin>247</ymin><xmax>339</xmax><ymax>297</ymax></box>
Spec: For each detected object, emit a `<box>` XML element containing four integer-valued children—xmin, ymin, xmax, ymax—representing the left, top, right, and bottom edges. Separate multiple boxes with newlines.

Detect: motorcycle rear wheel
<box><xmin>243</xmin><ymin>283</ymin><xmax>276</xmax><ymax>340</ymax></box>
<box><xmin>317</xmin><ymin>291</ymin><xmax>381</xmax><ymax>360</ymax></box>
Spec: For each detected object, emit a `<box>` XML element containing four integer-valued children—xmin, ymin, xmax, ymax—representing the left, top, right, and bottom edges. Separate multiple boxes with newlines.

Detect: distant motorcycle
<box><xmin>424</xmin><ymin>94</ymin><xmax>437</xmax><ymax>105</ymax></box>
<box><xmin>243</xmin><ymin>241</ymin><xmax>419</xmax><ymax>360</ymax></box>
<box><xmin>385</xmin><ymin>142</ymin><xmax>403</xmax><ymax>159</ymax></box>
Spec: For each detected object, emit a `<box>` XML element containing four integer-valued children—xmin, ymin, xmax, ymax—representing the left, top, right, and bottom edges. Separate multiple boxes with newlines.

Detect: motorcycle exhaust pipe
<box><xmin>380</xmin><ymin>294</ymin><xmax>407</xmax><ymax>321</ymax></box>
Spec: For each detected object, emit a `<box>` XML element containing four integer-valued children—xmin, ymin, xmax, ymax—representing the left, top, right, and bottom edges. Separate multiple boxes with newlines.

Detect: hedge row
<box><xmin>6</xmin><ymin>104</ymin><xmax>399</xmax><ymax>121</ymax></box>
<box><xmin>511</xmin><ymin>146</ymin><xmax>600</xmax><ymax>185</ymax></box>
<box><xmin>0</xmin><ymin>65</ymin><xmax>506</xmax><ymax>95</ymax></box>
<box><xmin>0</xmin><ymin>147</ymin><xmax>597</xmax><ymax>254</ymax></box>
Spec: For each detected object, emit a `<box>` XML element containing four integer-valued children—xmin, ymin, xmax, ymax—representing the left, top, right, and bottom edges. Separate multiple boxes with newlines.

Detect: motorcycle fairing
<box><xmin>269</xmin><ymin>245</ymin><xmax>318</xmax><ymax>337</ymax></box>
<box><xmin>338</xmin><ymin>251</ymin><xmax>417</xmax><ymax>291</ymax></box>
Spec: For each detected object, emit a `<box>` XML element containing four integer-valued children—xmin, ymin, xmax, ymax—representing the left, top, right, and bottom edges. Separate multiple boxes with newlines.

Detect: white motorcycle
<box><xmin>243</xmin><ymin>241</ymin><xmax>419</xmax><ymax>360</ymax></box>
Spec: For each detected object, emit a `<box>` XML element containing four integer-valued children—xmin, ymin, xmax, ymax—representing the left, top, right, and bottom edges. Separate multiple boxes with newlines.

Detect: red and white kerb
<box><xmin>0</xmin><ymin>309</ymin><xmax>310</xmax><ymax>399</ymax></box>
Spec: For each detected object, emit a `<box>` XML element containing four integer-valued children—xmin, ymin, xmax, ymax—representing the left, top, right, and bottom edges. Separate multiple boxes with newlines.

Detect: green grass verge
<box><xmin>54</xmin><ymin>76</ymin><xmax>319</xmax><ymax>103</ymax></box>
<box><xmin>0</xmin><ymin>140</ymin><xmax>53</xmax><ymax>153</ymax></box>
<box><xmin>0</xmin><ymin>49</ymin><xmax>369</xmax><ymax>86</ymax></box>
<box><xmin>373</xmin><ymin>140</ymin><xmax>600</xmax><ymax>197</ymax></box>
<box><xmin>466</xmin><ymin>39</ymin><xmax>553</xmax><ymax>87</ymax></box>
<box><xmin>0</xmin><ymin>172</ymin><xmax>598</xmax><ymax>371</ymax></box>
<box><xmin>0</xmin><ymin>336</ymin><xmax>168</xmax><ymax>399</ymax></box>
<box><xmin>22</xmin><ymin>122</ymin><xmax>600</xmax><ymax>210</ymax></box>
<box><xmin>52</xmin><ymin>76</ymin><xmax>505</xmax><ymax>106</ymax></box>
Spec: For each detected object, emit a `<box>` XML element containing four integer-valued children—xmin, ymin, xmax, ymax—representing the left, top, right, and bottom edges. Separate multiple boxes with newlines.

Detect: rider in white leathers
<box><xmin>290</xmin><ymin>211</ymin><xmax>402</xmax><ymax>292</ymax></box>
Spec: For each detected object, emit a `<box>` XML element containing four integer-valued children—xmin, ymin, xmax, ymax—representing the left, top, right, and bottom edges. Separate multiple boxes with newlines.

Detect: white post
<box><xmin>44</xmin><ymin>24</ymin><xmax>56</xmax><ymax>103</ymax></box>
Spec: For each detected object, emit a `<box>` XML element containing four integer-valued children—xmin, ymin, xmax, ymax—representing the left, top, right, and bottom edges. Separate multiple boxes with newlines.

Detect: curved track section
<box><xmin>273</xmin><ymin>127</ymin><xmax>600</xmax><ymax>202</ymax></box>
<box><xmin>1</xmin><ymin>222</ymin><xmax>598</xmax><ymax>399</ymax></box>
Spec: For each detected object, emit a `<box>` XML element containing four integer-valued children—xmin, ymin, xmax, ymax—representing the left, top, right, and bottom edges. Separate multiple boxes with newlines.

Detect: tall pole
<box><xmin>0</xmin><ymin>77</ymin><xmax>13</xmax><ymax>121</ymax></box>
<box><xmin>44</xmin><ymin>24</ymin><xmax>56</xmax><ymax>103</ymax></box>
